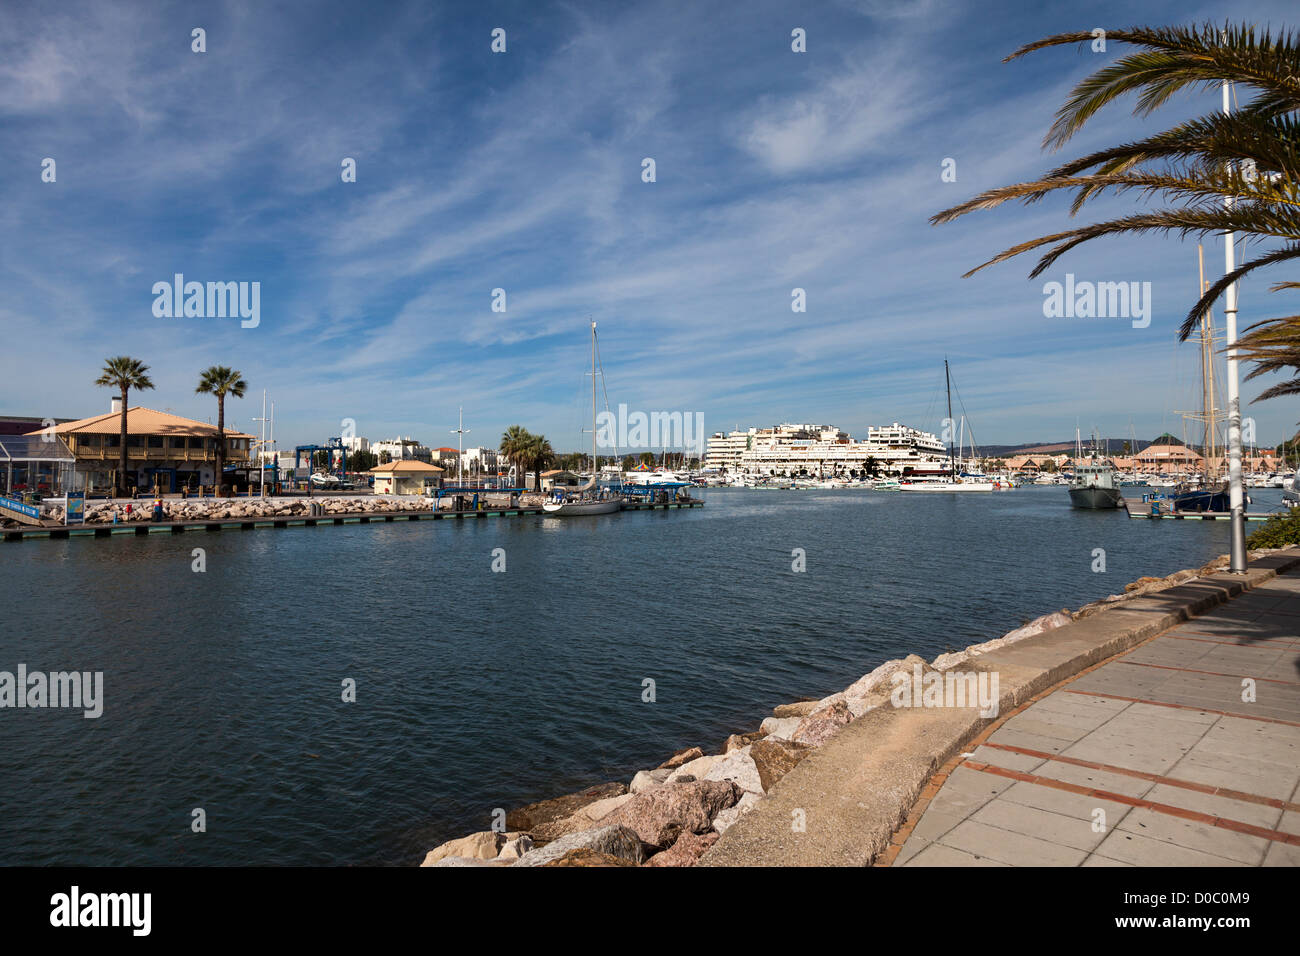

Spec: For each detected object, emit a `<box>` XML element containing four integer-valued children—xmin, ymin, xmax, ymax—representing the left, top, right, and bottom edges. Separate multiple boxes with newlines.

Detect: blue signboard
<box><xmin>0</xmin><ymin>495</ymin><xmax>40</xmax><ymax>520</ymax></box>
<box><xmin>65</xmin><ymin>492</ymin><xmax>86</xmax><ymax>525</ymax></box>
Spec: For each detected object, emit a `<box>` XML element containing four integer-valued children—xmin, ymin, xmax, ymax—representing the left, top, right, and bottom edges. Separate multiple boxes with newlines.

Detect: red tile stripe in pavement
<box><xmin>873</xmin><ymin>572</ymin><xmax>1300</xmax><ymax>866</ymax></box>
<box><xmin>1062</xmin><ymin>689</ymin><xmax>1300</xmax><ymax>728</ymax></box>
<box><xmin>1164</xmin><ymin>633</ymin><xmax>1300</xmax><ymax>649</ymax></box>
<box><xmin>1178</xmin><ymin>625</ymin><xmax>1300</xmax><ymax>639</ymax></box>
<box><xmin>961</xmin><ymin>759</ymin><xmax>1300</xmax><ymax>847</ymax></box>
<box><xmin>1113</xmin><ymin>659</ymin><xmax>1300</xmax><ymax>686</ymax></box>
<box><xmin>978</xmin><ymin>742</ymin><xmax>1300</xmax><ymax>813</ymax></box>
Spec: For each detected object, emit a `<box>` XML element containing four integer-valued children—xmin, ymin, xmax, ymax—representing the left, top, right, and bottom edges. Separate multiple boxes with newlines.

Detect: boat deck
<box><xmin>1121</xmin><ymin>498</ymin><xmax>1283</xmax><ymax>521</ymax></box>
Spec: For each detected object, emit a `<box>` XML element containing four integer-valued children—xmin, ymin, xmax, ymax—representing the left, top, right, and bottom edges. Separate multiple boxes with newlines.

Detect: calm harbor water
<box><xmin>0</xmin><ymin>485</ymin><xmax>1287</xmax><ymax>866</ymax></box>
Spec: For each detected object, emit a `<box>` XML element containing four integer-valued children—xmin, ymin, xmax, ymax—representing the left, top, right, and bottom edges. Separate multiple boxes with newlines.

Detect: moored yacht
<box><xmin>1068</xmin><ymin>458</ymin><xmax>1122</xmax><ymax>509</ymax></box>
<box><xmin>544</xmin><ymin>321</ymin><xmax>624</xmax><ymax>517</ymax></box>
<box><xmin>898</xmin><ymin>360</ymin><xmax>996</xmax><ymax>492</ymax></box>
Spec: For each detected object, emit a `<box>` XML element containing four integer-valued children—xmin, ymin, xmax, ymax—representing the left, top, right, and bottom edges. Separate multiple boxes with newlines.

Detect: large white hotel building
<box><xmin>704</xmin><ymin>423</ymin><xmax>949</xmax><ymax>476</ymax></box>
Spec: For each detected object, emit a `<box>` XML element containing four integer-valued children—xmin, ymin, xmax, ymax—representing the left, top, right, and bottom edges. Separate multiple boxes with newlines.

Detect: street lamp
<box><xmin>1222</xmin><ymin>78</ymin><xmax>1247</xmax><ymax>573</ymax></box>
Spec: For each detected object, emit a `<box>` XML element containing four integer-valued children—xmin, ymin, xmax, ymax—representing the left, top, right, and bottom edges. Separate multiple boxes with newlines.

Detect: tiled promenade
<box><xmin>891</xmin><ymin>569</ymin><xmax>1300</xmax><ymax>867</ymax></box>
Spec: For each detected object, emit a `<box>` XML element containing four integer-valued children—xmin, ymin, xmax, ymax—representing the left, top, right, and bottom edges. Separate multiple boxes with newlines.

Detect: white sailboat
<box><xmin>544</xmin><ymin>321</ymin><xmax>622</xmax><ymax>516</ymax></box>
<box><xmin>900</xmin><ymin>360</ymin><xmax>995</xmax><ymax>492</ymax></box>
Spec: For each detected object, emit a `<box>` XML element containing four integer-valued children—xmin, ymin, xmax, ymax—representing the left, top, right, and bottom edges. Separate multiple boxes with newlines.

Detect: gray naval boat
<box><xmin>1068</xmin><ymin>458</ymin><xmax>1123</xmax><ymax>509</ymax></box>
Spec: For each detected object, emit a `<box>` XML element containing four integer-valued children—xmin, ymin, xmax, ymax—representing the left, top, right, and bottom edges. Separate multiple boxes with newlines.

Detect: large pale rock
<box><xmin>1124</xmin><ymin>576</ymin><xmax>1165</xmax><ymax>593</ymax></box>
<box><xmin>771</xmin><ymin>700</ymin><xmax>821</xmax><ymax>718</ymax></box>
<box><xmin>968</xmin><ymin>610</ymin><xmax>1072</xmax><ymax>656</ymax></box>
<box><xmin>420</xmin><ymin>830</ymin><xmax>503</xmax><ymax>866</ymax></box>
<box><xmin>581</xmin><ymin>793</ymin><xmax>633</xmax><ymax>821</ymax></box>
<box><xmin>850</xmin><ymin>693</ymin><xmax>890</xmax><ymax>718</ymax></box>
<box><xmin>657</xmin><ymin>746</ymin><xmax>703</xmax><ymax>770</ymax></box>
<box><xmin>630</xmin><ymin>768</ymin><xmax>671</xmax><ymax>794</ymax></box>
<box><xmin>497</xmin><ymin>834</ymin><xmax>534</xmax><ymax>861</ymax></box>
<box><xmin>665</xmin><ymin>754</ymin><xmax>721</xmax><ymax>784</ymax></box>
<box><xmin>841</xmin><ymin>654</ymin><xmax>929</xmax><ymax>700</ymax></box>
<box><xmin>603</xmin><ymin>780</ymin><xmax>739</xmax><ymax>848</ymax></box>
<box><xmin>932</xmin><ymin>650</ymin><xmax>971</xmax><ymax>671</ymax></box>
<box><xmin>427</xmin><ymin>856</ymin><xmax>510</xmax><ymax>867</ymax></box>
<box><xmin>541</xmin><ymin>848</ymin><xmax>640</xmax><ymax>867</ymax></box>
<box><xmin>702</xmin><ymin>748</ymin><xmax>763</xmax><ymax>795</ymax></box>
<box><xmin>792</xmin><ymin>699</ymin><xmax>852</xmax><ymax>747</ymax></box>
<box><xmin>748</xmin><ymin>738</ymin><xmax>811</xmax><ymax>792</ymax></box>
<box><xmin>722</xmin><ymin>730</ymin><xmax>765</xmax><ymax>753</ymax></box>
<box><xmin>512</xmin><ymin>825</ymin><xmax>646</xmax><ymax>867</ymax></box>
<box><xmin>758</xmin><ymin>716</ymin><xmax>801</xmax><ymax>741</ymax></box>
<box><xmin>505</xmin><ymin>781</ymin><xmax>626</xmax><ymax>832</ymax></box>
<box><xmin>644</xmin><ymin>830</ymin><xmax>719</xmax><ymax>867</ymax></box>
<box><xmin>711</xmin><ymin>791</ymin><xmax>763</xmax><ymax>834</ymax></box>
<box><xmin>533</xmin><ymin>793</ymin><xmax>634</xmax><ymax>841</ymax></box>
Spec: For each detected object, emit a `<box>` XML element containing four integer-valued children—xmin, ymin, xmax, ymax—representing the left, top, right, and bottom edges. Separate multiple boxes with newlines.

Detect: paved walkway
<box><xmin>889</xmin><ymin>569</ymin><xmax>1300</xmax><ymax>867</ymax></box>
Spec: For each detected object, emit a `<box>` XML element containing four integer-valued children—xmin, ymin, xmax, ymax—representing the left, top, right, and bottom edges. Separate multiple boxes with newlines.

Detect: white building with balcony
<box><xmin>708</xmin><ymin>421</ymin><xmax>948</xmax><ymax>476</ymax></box>
<box><xmin>372</xmin><ymin>437</ymin><xmax>432</xmax><ymax>462</ymax></box>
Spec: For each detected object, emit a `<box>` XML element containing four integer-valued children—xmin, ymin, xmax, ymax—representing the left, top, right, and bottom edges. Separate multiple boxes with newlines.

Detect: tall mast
<box><xmin>451</xmin><ymin>406</ymin><xmax>469</xmax><ymax>486</ymax></box>
<box><xmin>945</xmin><ymin>359</ymin><xmax>954</xmax><ymax>477</ymax></box>
<box><xmin>591</xmin><ymin>321</ymin><xmax>598</xmax><ymax>480</ymax></box>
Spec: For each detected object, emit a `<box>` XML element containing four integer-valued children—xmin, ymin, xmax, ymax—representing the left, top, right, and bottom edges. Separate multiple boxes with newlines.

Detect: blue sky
<box><xmin>2</xmin><ymin>0</ymin><xmax>1298</xmax><ymax>453</ymax></box>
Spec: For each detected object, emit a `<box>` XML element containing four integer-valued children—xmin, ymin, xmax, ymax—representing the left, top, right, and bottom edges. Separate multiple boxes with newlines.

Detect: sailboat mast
<box><xmin>591</xmin><ymin>321</ymin><xmax>598</xmax><ymax>479</ymax></box>
<box><xmin>945</xmin><ymin>359</ymin><xmax>954</xmax><ymax>477</ymax></box>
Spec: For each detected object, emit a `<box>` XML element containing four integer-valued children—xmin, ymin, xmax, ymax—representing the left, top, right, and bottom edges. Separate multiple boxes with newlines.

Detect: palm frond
<box><xmin>1006</xmin><ymin>23</ymin><xmax>1300</xmax><ymax>149</ymax></box>
<box><xmin>1179</xmin><ymin>244</ymin><xmax>1300</xmax><ymax>338</ymax></box>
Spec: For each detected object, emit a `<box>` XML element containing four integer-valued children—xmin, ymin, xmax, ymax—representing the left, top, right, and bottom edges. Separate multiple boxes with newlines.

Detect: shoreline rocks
<box><xmin>417</xmin><ymin>548</ymin><xmax>1297</xmax><ymax>867</ymax></box>
<box><xmin>504</xmin><ymin>781</ymin><xmax>626</xmax><ymax>834</ymax></box>
<box><xmin>21</xmin><ymin>492</ymin><xmax>546</xmax><ymax>528</ymax></box>
<box><xmin>513</xmin><ymin>825</ymin><xmax>646</xmax><ymax>867</ymax></box>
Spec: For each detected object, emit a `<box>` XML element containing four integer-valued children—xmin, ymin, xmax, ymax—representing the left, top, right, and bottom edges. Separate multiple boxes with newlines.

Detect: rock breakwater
<box><xmin>419</xmin><ymin>548</ymin><xmax>1295</xmax><ymax>868</ymax></box>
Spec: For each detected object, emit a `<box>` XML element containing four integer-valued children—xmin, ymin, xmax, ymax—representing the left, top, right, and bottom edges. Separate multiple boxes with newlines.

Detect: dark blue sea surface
<box><xmin>0</xmin><ymin>486</ymin><xmax>1286</xmax><ymax>865</ymax></box>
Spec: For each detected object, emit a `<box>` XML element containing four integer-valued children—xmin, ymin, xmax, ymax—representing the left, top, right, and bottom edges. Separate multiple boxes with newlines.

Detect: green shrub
<box><xmin>1246</xmin><ymin>510</ymin><xmax>1300</xmax><ymax>549</ymax></box>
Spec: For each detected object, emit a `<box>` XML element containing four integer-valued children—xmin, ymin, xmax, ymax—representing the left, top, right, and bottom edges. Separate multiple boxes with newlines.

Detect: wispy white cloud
<box><xmin>2</xmin><ymin>0</ymin><xmax>1298</xmax><ymax>452</ymax></box>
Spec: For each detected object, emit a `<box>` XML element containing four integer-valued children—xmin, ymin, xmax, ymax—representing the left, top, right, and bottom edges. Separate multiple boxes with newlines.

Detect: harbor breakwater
<box><xmin>420</xmin><ymin>546</ymin><xmax>1295</xmax><ymax>867</ymax></box>
<box><xmin>14</xmin><ymin>493</ymin><xmax>547</xmax><ymax>527</ymax></box>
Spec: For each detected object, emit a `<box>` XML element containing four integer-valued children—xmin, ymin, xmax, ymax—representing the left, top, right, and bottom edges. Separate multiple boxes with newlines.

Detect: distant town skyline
<box><xmin>4</xmin><ymin>0</ymin><xmax>1299</xmax><ymax>452</ymax></box>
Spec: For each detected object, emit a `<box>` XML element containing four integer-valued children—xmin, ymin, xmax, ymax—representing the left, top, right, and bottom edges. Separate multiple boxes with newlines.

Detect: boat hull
<box><xmin>1068</xmin><ymin>486</ymin><xmax>1122</xmax><ymax>509</ymax></box>
<box><xmin>1171</xmin><ymin>490</ymin><xmax>1230</xmax><ymax>513</ymax></box>
<box><xmin>542</xmin><ymin>499</ymin><xmax>622</xmax><ymax>516</ymax></box>
<box><xmin>899</xmin><ymin>482</ymin><xmax>995</xmax><ymax>492</ymax></box>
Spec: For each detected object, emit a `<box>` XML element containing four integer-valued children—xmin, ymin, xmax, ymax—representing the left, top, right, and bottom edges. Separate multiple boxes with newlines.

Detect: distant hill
<box><xmin>978</xmin><ymin>438</ymin><xmax>1154</xmax><ymax>457</ymax></box>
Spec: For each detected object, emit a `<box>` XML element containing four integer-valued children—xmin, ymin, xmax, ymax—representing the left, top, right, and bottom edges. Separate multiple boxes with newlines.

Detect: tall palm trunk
<box><xmin>118</xmin><ymin>386</ymin><xmax>129</xmax><ymax>498</ymax></box>
<box><xmin>215</xmin><ymin>395</ymin><xmax>226</xmax><ymax>494</ymax></box>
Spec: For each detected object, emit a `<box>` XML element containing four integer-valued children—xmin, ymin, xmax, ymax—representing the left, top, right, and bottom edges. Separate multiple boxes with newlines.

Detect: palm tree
<box><xmin>195</xmin><ymin>366</ymin><xmax>247</xmax><ymax>495</ymax></box>
<box><xmin>94</xmin><ymin>356</ymin><xmax>155</xmax><ymax>497</ymax></box>
<box><xmin>1236</xmin><ymin>307</ymin><xmax>1300</xmax><ymax>399</ymax></box>
<box><xmin>932</xmin><ymin>23</ymin><xmax>1300</xmax><ymax>400</ymax></box>
<box><xmin>525</xmin><ymin>434</ymin><xmax>554</xmax><ymax>492</ymax></box>
<box><xmin>499</xmin><ymin>425</ymin><xmax>531</xmax><ymax>485</ymax></box>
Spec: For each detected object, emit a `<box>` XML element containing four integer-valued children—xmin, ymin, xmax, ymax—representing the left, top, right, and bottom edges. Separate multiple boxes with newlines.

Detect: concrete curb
<box><xmin>698</xmin><ymin>550</ymin><xmax>1300</xmax><ymax>867</ymax></box>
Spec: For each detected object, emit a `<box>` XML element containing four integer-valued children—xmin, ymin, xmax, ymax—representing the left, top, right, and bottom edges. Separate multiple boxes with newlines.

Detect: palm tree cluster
<box><xmin>498</xmin><ymin>425</ymin><xmax>554</xmax><ymax>490</ymax></box>
<box><xmin>95</xmin><ymin>356</ymin><xmax>246</xmax><ymax>496</ymax></box>
<box><xmin>933</xmin><ymin>22</ymin><xmax>1300</xmax><ymax>404</ymax></box>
